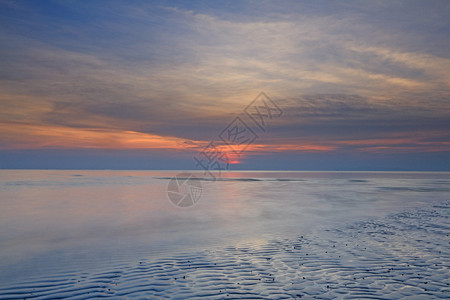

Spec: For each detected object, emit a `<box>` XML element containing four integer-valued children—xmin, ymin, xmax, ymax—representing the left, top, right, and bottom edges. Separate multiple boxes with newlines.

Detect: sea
<box><xmin>0</xmin><ymin>170</ymin><xmax>449</xmax><ymax>298</ymax></box>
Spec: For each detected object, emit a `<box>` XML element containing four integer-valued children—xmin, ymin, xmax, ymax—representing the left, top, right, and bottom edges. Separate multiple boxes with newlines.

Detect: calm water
<box><xmin>1</xmin><ymin>170</ymin><xmax>449</xmax><ymax>283</ymax></box>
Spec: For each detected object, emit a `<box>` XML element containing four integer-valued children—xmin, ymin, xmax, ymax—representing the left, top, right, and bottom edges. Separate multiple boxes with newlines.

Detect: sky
<box><xmin>0</xmin><ymin>0</ymin><xmax>449</xmax><ymax>170</ymax></box>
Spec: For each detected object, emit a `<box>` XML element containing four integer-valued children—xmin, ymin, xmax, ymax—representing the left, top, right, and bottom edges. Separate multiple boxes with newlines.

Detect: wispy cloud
<box><xmin>0</xmin><ymin>1</ymin><xmax>449</xmax><ymax>169</ymax></box>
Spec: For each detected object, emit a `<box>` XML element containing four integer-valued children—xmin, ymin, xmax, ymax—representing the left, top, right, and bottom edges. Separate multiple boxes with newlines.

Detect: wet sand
<box><xmin>1</xmin><ymin>201</ymin><xmax>448</xmax><ymax>299</ymax></box>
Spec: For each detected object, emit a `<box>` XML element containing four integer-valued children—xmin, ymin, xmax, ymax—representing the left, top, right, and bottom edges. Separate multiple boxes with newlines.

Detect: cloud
<box><xmin>0</xmin><ymin>1</ymin><xmax>449</xmax><ymax>167</ymax></box>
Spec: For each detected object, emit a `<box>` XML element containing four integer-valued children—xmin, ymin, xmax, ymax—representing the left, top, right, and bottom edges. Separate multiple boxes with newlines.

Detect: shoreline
<box><xmin>1</xmin><ymin>200</ymin><xmax>449</xmax><ymax>299</ymax></box>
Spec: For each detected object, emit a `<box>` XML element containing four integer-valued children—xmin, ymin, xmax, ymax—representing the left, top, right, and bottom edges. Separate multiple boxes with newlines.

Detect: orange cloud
<box><xmin>338</xmin><ymin>135</ymin><xmax>450</xmax><ymax>153</ymax></box>
<box><xmin>0</xmin><ymin>122</ymin><xmax>192</xmax><ymax>150</ymax></box>
<box><xmin>2</xmin><ymin>120</ymin><xmax>448</xmax><ymax>162</ymax></box>
<box><xmin>209</xmin><ymin>142</ymin><xmax>335</xmax><ymax>165</ymax></box>
<box><xmin>357</xmin><ymin>145</ymin><xmax>450</xmax><ymax>153</ymax></box>
<box><xmin>338</xmin><ymin>138</ymin><xmax>416</xmax><ymax>146</ymax></box>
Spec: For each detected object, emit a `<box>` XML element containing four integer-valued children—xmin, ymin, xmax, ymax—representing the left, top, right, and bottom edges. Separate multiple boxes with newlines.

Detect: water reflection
<box><xmin>0</xmin><ymin>170</ymin><xmax>449</xmax><ymax>283</ymax></box>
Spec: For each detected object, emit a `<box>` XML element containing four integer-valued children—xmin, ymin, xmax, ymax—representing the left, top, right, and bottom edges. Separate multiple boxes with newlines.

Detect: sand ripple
<box><xmin>1</xmin><ymin>202</ymin><xmax>449</xmax><ymax>299</ymax></box>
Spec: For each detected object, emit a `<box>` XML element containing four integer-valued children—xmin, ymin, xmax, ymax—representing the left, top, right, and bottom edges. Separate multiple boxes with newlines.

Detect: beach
<box><xmin>0</xmin><ymin>170</ymin><xmax>449</xmax><ymax>299</ymax></box>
